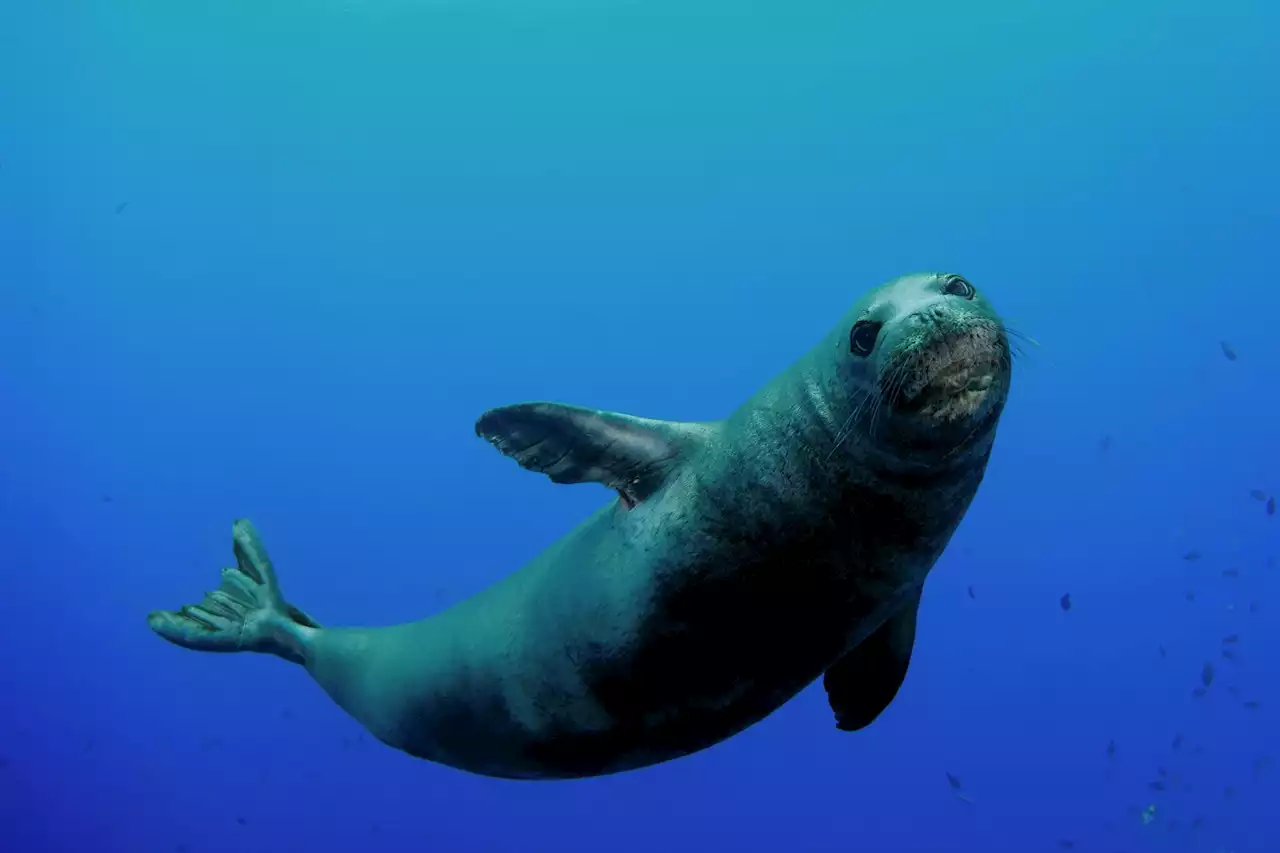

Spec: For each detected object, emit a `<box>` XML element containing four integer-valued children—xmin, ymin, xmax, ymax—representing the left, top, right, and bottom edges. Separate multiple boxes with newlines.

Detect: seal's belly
<box><xmin>391</xmin><ymin>492</ymin><xmax>937</xmax><ymax>780</ymax></box>
<box><xmin>511</xmin><ymin>552</ymin><xmax>901</xmax><ymax>779</ymax></box>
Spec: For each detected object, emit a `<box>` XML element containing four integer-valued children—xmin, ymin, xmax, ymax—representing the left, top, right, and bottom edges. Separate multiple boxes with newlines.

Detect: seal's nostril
<box><xmin>907</xmin><ymin>307</ymin><xmax>944</xmax><ymax>327</ymax></box>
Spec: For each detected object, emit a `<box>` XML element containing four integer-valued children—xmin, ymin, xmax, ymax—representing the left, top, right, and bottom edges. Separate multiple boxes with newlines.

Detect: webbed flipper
<box><xmin>147</xmin><ymin>519</ymin><xmax>315</xmax><ymax>665</ymax></box>
<box><xmin>823</xmin><ymin>587</ymin><xmax>922</xmax><ymax>732</ymax></box>
<box><xmin>475</xmin><ymin>401</ymin><xmax>712</xmax><ymax>508</ymax></box>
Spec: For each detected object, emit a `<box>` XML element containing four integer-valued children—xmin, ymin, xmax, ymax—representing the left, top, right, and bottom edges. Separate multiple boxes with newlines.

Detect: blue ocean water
<box><xmin>2</xmin><ymin>1</ymin><xmax>1277</xmax><ymax>851</ymax></box>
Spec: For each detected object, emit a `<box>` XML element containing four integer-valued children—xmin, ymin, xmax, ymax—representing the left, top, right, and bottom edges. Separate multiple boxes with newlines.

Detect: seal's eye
<box><xmin>849</xmin><ymin>320</ymin><xmax>881</xmax><ymax>356</ymax></box>
<box><xmin>942</xmin><ymin>276</ymin><xmax>975</xmax><ymax>299</ymax></box>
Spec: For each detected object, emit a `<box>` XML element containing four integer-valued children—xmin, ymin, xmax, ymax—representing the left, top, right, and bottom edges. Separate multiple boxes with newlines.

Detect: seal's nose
<box><xmin>907</xmin><ymin>303</ymin><xmax>951</xmax><ymax>328</ymax></box>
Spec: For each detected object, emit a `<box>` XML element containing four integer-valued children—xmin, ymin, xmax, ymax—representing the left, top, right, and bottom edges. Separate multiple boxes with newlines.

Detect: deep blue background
<box><xmin>2</xmin><ymin>2</ymin><xmax>1277</xmax><ymax>851</ymax></box>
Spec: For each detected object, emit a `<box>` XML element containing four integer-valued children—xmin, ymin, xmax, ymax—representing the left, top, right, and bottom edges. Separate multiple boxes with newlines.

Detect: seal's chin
<box><xmin>887</xmin><ymin>331</ymin><xmax>1008</xmax><ymax>424</ymax></box>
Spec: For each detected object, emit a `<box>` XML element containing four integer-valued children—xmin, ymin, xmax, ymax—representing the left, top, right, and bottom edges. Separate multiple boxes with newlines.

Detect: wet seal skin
<box><xmin>148</xmin><ymin>272</ymin><xmax>1014</xmax><ymax>780</ymax></box>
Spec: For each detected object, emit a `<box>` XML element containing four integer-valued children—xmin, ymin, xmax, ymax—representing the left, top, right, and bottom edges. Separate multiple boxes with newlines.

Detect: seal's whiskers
<box><xmin>825</xmin><ymin>391</ymin><xmax>873</xmax><ymax>462</ymax></box>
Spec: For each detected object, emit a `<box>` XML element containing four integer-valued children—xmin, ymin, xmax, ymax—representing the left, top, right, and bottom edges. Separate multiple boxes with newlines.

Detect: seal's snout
<box><xmin>885</xmin><ymin>322</ymin><xmax>1010</xmax><ymax>423</ymax></box>
<box><xmin>838</xmin><ymin>272</ymin><xmax>1011</xmax><ymax>430</ymax></box>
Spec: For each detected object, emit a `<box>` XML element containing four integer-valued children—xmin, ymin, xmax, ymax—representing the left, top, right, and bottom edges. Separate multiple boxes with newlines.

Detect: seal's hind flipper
<box><xmin>823</xmin><ymin>588</ymin><xmax>921</xmax><ymax>732</ymax></box>
<box><xmin>475</xmin><ymin>402</ymin><xmax>713</xmax><ymax>508</ymax></box>
<box><xmin>147</xmin><ymin>519</ymin><xmax>313</xmax><ymax>665</ymax></box>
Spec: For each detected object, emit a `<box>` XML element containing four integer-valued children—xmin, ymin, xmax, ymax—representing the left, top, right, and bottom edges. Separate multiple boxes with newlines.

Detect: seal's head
<box><xmin>832</xmin><ymin>272</ymin><xmax>1013</xmax><ymax>457</ymax></box>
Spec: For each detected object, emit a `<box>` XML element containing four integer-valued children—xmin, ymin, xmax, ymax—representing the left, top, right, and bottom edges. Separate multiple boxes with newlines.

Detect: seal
<box><xmin>148</xmin><ymin>271</ymin><xmax>1013</xmax><ymax>780</ymax></box>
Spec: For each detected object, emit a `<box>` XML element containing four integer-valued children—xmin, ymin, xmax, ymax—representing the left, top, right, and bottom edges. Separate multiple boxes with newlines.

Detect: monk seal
<box><xmin>148</xmin><ymin>271</ymin><xmax>1013</xmax><ymax>780</ymax></box>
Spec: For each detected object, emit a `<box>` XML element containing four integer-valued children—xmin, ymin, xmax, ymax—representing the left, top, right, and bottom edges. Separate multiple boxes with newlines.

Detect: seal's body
<box><xmin>149</xmin><ymin>272</ymin><xmax>1013</xmax><ymax>780</ymax></box>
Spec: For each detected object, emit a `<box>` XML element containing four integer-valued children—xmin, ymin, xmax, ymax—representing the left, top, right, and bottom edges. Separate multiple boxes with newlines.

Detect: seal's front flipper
<box><xmin>475</xmin><ymin>402</ymin><xmax>713</xmax><ymax>508</ymax></box>
<box><xmin>147</xmin><ymin>519</ymin><xmax>315</xmax><ymax>665</ymax></box>
<box><xmin>823</xmin><ymin>588</ymin><xmax>921</xmax><ymax>732</ymax></box>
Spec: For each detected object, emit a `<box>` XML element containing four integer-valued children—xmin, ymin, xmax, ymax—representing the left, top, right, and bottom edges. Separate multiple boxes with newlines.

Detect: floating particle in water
<box><xmin>1250</xmin><ymin>489</ymin><xmax>1268</xmax><ymax>501</ymax></box>
<box><xmin>1107</xmin><ymin>739</ymin><xmax>1116</xmax><ymax>759</ymax></box>
<box><xmin>945</xmin><ymin>771</ymin><xmax>962</xmax><ymax>790</ymax></box>
<box><xmin>1201</xmin><ymin>661</ymin><xmax>1215</xmax><ymax>687</ymax></box>
<box><xmin>967</xmin><ymin>585</ymin><xmax>976</xmax><ymax>600</ymax></box>
<box><xmin>1222</xmin><ymin>567</ymin><xmax>1239</xmax><ymax>579</ymax></box>
<box><xmin>1222</xmin><ymin>634</ymin><xmax>1239</xmax><ymax>644</ymax></box>
<box><xmin>1220</xmin><ymin>341</ymin><xmax>1237</xmax><ymax>361</ymax></box>
<box><xmin>1060</xmin><ymin>593</ymin><xmax>1072</xmax><ymax>612</ymax></box>
<box><xmin>1183</xmin><ymin>550</ymin><xmax>1202</xmax><ymax>562</ymax></box>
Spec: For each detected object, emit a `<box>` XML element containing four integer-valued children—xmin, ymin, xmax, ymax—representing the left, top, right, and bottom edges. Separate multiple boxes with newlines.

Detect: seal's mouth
<box><xmin>885</xmin><ymin>328</ymin><xmax>1008</xmax><ymax>421</ymax></box>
